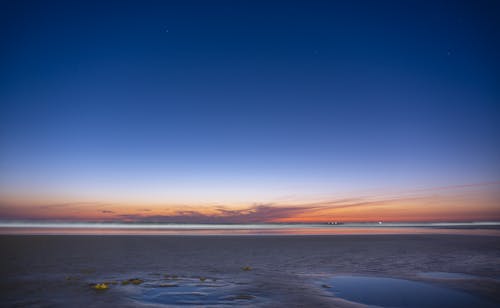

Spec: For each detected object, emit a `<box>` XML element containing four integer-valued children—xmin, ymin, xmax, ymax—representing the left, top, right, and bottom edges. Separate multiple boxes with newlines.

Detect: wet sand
<box><xmin>1</xmin><ymin>234</ymin><xmax>499</xmax><ymax>307</ymax></box>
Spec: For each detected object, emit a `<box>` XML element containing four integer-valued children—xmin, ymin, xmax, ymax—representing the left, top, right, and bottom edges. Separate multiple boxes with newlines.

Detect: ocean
<box><xmin>1</xmin><ymin>221</ymin><xmax>499</xmax><ymax>235</ymax></box>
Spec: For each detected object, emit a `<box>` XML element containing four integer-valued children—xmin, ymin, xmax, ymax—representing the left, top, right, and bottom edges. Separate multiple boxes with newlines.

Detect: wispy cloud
<box><xmin>409</xmin><ymin>181</ymin><xmax>500</xmax><ymax>193</ymax></box>
<box><xmin>110</xmin><ymin>196</ymin><xmax>437</xmax><ymax>223</ymax></box>
<box><xmin>117</xmin><ymin>204</ymin><xmax>317</xmax><ymax>223</ymax></box>
<box><xmin>0</xmin><ymin>181</ymin><xmax>498</xmax><ymax>222</ymax></box>
<box><xmin>38</xmin><ymin>202</ymin><xmax>105</xmax><ymax>210</ymax></box>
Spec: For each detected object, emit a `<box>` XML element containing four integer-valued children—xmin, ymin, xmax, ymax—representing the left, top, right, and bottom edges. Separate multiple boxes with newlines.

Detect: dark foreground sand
<box><xmin>1</xmin><ymin>235</ymin><xmax>499</xmax><ymax>307</ymax></box>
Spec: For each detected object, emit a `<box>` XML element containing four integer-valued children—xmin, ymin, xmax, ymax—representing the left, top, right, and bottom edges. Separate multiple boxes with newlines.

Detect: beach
<box><xmin>2</xmin><ymin>1</ymin><xmax>499</xmax><ymax>307</ymax></box>
<box><xmin>1</xmin><ymin>234</ymin><xmax>499</xmax><ymax>307</ymax></box>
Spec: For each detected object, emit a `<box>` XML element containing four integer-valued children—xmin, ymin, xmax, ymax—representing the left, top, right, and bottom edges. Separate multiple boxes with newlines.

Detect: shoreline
<box><xmin>1</xmin><ymin>227</ymin><xmax>499</xmax><ymax>236</ymax></box>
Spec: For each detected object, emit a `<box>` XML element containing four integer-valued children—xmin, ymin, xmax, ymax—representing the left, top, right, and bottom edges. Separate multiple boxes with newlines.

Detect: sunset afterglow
<box><xmin>1</xmin><ymin>0</ymin><xmax>499</xmax><ymax>225</ymax></box>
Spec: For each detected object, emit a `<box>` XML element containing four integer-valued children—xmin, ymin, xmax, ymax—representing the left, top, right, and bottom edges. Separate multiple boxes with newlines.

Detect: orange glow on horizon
<box><xmin>1</xmin><ymin>183</ymin><xmax>499</xmax><ymax>223</ymax></box>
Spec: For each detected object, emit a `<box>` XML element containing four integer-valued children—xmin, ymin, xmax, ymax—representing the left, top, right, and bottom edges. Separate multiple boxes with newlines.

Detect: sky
<box><xmin>0</xmin><ymin>0</ymin><xmax>499</xmax><ymax>223</ymax></box>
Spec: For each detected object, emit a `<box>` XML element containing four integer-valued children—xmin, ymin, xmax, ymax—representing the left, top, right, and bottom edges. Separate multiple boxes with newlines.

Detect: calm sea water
<box><xmin>0</xmin><ymin>222</ymin><xmax>499</xmax><ymax>235</ymax></box>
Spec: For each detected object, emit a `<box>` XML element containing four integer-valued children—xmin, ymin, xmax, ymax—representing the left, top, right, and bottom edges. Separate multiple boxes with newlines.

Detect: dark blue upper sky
<box><xmin>1</xmin><ymin>0</ymin><xmax>499</xmax><ymax>204</ymax></box>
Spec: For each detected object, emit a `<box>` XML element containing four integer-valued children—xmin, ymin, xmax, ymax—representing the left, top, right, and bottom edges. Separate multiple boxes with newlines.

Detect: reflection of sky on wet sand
<box><xmin>320</xmin><ymin>276</ymin><xmax>497</xmax><ymax>307</ymax></box>
<box><xmin>131</xmin><ymin>277</ymin><xmax>260</xmax><ymax>306</ymax></box>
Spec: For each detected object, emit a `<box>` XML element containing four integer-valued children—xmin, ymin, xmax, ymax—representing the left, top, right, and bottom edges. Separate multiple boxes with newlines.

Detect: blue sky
<box><xmin>0</xmin><ymin>1</ymin><xmax>499</xmax><ymax>220</ymax></box>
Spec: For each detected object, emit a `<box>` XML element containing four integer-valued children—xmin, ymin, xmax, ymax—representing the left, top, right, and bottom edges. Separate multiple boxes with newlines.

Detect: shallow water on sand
<box><xmin>129</xmin><ymin>277</ymin><xmax>261</xmax><ymax>306</ymax></box>
<box><xmin>321</xmin><ymin>275</ymin><xmax>497</xmax><ymax>308</ymax></box>
<box><xmin>417</xmin><ymin>272</ymin><xmax>479</xmax><ymax>279</ymax></box>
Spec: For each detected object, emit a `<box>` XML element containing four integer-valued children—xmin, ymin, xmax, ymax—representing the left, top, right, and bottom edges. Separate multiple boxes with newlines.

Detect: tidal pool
<box><xmin>131</xmin><ymin>278</ymin><xmax>259</xmax><ymax>306</ymax></box>
<box><xmin>322</xmin><ymin>276</ymin><xmax>497</xmax><ymax>308</ymax></box>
